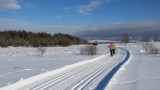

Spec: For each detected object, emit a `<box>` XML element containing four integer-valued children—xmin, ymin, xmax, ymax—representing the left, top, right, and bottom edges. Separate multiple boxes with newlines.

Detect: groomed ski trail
<box><xmin>0</xmin><ymin>48</ymin><xmax>130</xmax><ymax>90</ymax></box>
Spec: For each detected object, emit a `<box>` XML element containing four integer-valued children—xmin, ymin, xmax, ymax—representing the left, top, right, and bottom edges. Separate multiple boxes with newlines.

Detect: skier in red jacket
<box><xmin>108</xmin><ymin>42</ymin><xmax>113</xmax><ymax>56</ymax></box>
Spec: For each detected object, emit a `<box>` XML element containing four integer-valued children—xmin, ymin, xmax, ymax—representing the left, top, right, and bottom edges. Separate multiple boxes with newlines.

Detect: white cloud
<box><xmin>91</xmin><ymin>21</ymin><xmax>160</xmax><ymax>31</ymax></box>
<box><xmin>77</xmin><ymin>0</ymin><xmax>104</xmax><ymax>15</ymax></box>
<box><xmin>0</xmin><ymin>18</ymin><xmax>160</xmax><ymax>36</ymax></box>
<box><xmin>0</xmin><ymin>18</ymin><xmax>80</xmax><ymax>34</ymax></box>
<box><xmin>0</xmin><ymin>0</ymin><xmax>21</xmax><ymax>11</ymax></box>
<box><xmin>75</xmin><ymin>0</ymin><xmax>122</xmax><ymax>15</ymax></box>
<box><xmin>24</xmin><ymin>4</ymin><xmax>36</xmax><ymax>9</ymax></box>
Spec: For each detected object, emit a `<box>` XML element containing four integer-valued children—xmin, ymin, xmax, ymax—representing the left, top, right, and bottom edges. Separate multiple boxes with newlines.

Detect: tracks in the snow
<box><xmin>0</xmin><ymin>48</ymin><xmax>130</xmax><ymax>90</ymax></box>
<box><xmin>30</xmin><ymin>48</ymin><xmax>128</xmax><ymax>90</ymax></box>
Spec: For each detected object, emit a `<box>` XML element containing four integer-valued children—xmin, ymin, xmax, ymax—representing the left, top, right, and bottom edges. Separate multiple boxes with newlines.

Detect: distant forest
<box><xmin>0</xmin><ymin>30</ymin><xmax>87</xmax><ymax>47</ymax></box>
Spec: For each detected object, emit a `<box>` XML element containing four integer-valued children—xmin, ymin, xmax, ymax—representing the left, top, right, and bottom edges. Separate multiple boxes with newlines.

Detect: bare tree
<box><xmin>121</xmin><ymin>32</ymin><xmax>129</xmax><ymax>44</ymax></box>
<box><xmin>141</xmin><ymin>41</ymin><xmax>150</xmax><ymax>53</ymax></box>
<box><xmin>141</xmin><ymin>34</ymin><xmax>150</xmax><ymax>53</ymax></box>
<box><xmin>141</xmin><ymin>40</ymin><xmax>159</xmax><ymax>54</ymax></box>
<box><xmin>37</xmin><ymin>47</ymin><xmax>47</xmax><ymax>57</ymax></box>
<box><xmin>150</xmin><ymin>47</ymin><xmax>159</xmax><ymax>54</ymax></box>
<box><xmin>80</xmin><ymin>45</ymin><xmax>97</xmax><ymax>55</ymax></box>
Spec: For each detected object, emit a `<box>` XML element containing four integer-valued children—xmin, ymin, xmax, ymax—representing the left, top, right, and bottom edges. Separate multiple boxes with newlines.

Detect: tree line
<box><xmin>0</xmin><ymin>30</ymin><xmax>87</xmax><ymax>47</ymax></box>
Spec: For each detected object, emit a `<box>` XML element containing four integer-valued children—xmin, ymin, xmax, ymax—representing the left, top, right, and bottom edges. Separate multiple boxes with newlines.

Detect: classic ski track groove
<box><xmin>73</xmin><ymin>53</ymin><xmax>125</xmax><ymax>90</ymax></box>
<box><xmin>30</xmin><ymin>48</ymin><xmax>126</xmax><ymax>90</ymax></box>
<box><xmin>31</xmin><ymin>55</ymin><xmax>111</xmax><ymax>90</ymax></box>
<box><xmin>32</xmin><ymin>56</ymin><xmax>111</xmax><ymax>90</ymax></box>
<box><xmin>71</xmin><ymin>53</ymin><xmax>125</xmax><ymax>90</ymax></box>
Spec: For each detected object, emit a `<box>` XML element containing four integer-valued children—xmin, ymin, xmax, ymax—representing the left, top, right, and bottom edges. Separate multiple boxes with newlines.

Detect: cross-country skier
<box><xmin>108</xmin><ymin>42</ymin><xmax>113</xmax><ymax>56</ymax></box>
<box><xmin>112</xmin><ymin>43</ymin><xmax>116</xmax><ymax>55</ymax></box>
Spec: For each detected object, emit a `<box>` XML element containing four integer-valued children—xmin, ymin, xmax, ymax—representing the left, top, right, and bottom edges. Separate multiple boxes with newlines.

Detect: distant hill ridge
<box><xmin>76</xmin><ymin>29</ymin><xmax>160</xmax><ymax>40</ymax></box>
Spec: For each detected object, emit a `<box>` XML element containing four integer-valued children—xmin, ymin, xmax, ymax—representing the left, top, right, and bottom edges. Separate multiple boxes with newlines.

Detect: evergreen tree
<box><xmin>0</xmin><ymin>30</ymin><xmax>87</xmax><ymax>47</ymax></box>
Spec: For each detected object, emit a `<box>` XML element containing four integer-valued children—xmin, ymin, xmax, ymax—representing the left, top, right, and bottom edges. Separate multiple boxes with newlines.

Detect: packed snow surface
<box><xmin>106</xmin><ymin>42</ymin><xmax>160</xmax><ymax>90</ymax></box>
<box><xmin>0</xmin><ymin>42</ymin><xmax>160</xmax><ymax>90</ymax></box>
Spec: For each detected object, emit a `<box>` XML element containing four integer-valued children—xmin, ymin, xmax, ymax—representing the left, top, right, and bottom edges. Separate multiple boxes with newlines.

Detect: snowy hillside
<box><xmin>0</xmin><ymin>42</ymin><xmax>160</xmax><ymax>90</ymax></box>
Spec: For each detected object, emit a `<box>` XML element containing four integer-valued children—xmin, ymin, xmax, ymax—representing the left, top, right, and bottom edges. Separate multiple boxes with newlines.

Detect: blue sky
<box><xmin>0</xmin><ymin>0</ymin><xmax>160</xmax><ymax>35</ymax></box>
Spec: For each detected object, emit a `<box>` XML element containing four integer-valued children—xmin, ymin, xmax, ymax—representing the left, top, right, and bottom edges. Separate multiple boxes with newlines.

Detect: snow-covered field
<box><xmin>0</xmin><ymin>45</ymin><xmax>106</xmax><ymax>87</ymax></box>
<box><xmin>0</xmin><ymin>42</ymin><xmax>160</xmax><ymax>90</ymax></box>
<box><xmin>106</xmin><ymin>42</ymin><xmax>160</xmax><ymax>90</ymax></box>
